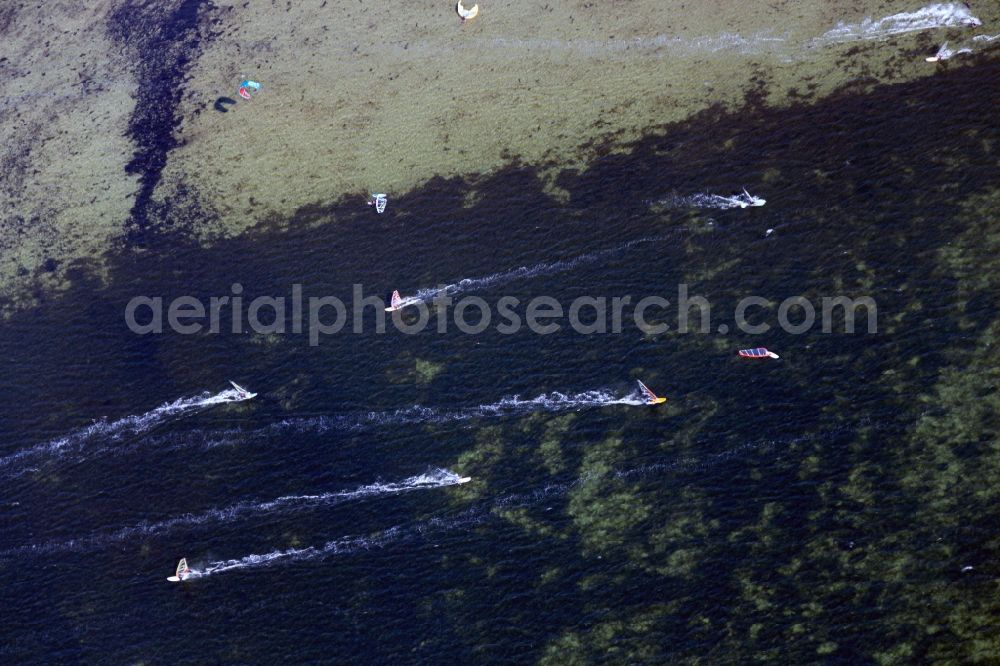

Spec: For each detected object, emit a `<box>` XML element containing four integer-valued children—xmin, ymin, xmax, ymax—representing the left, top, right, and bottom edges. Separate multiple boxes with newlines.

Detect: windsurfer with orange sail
<box><xmin>637</xmin><ymin>380</ymin><xmax>667</xmax><ymax>405</ymax></box>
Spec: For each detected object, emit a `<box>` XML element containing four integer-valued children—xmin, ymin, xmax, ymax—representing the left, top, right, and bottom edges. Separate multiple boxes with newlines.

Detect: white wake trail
<box><xmin>483</xmin><ymin>32</ymin><xmax>787</xmax><ymax>57</ymax></box>
<box><xmin>650</xmin><ymin>193</ymin><xmax>764</xmax><ymax>210</ymax></box>
<box><xmin>928</xmin><ymin>33</ymin><xmax>1000</xmax><ymax>60</ymax></box>
<box><xmin>404</xmin><ymin>237</ymin><xmax>664</xmax><ymax>305</ymax></box>
<box><xmin>194</xmin><ymin>509</ymin><xmax>486</xmax><ymax>578</ymax></box>
<box><xmin>186</xmin><ymin>446</ymin><xmax>757</xmax><ymax>578</ymax></box>
<box><xmin>273</xmin><ymin>389</ymin><xmax>648</xmax><ymax>435</ymax></box>
<box><xmin>2</xmin><ymin>469</ymin><xmax>468</xmax><ymax>557</ymax></box>
<box><xmin>187</xmin><ymin>421</ymin><xmax>889</xmax><ymax>578</ymax></box>
<box><xmin>0</xmin><ymin>388</ymin><xmax>252</xmax><ymax>475</ymax></box>
<box><xmin>815</xmin><ymin>3</ymin><xmax>981</xmax><ymax>45</ymax></box>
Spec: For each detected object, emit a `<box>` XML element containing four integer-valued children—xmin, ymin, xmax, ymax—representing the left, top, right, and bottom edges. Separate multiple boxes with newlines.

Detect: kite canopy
<box><xmin>238</xmin><ymin>79</ymin><xmax>261</xmax><ymax>100</ymax></box>
<box><xmin>457</xmin><ymin>0</ymin><xmax>479</xmax><ymax>20</ymax></box>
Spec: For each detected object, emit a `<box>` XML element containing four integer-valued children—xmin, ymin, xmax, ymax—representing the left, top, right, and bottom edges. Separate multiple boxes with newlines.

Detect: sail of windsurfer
<box><xmin>637</xmin><ymin>380</ymin><xmax>667</xmax><ymax>405</ymax></box>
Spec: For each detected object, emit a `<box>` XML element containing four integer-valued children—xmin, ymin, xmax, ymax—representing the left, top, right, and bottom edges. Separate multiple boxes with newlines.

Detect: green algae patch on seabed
<box><xmin>0</xmin><ymin>2</ymin><xmax>138</xmax><ymax>311</ymax></box>
<box><xmin>3</xmin><ymin>0</ymin><xmax>999</xmax><ymax>314</ymax></box>
<box><xmin>162</xmin><ymin>0</ymin><xmax>996</xmax><ymax>240</ymax></box>
<box><xmin>402</xmin><ymin>62</ymin><xmax>998</xmax><ymax>662</ymax></box>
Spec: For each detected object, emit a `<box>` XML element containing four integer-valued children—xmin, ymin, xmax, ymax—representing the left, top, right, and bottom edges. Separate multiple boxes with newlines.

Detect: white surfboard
<box><xmin>456</xmin><ymin>477</ymin><xmax>472</xmax><ymax>484</ymax></box>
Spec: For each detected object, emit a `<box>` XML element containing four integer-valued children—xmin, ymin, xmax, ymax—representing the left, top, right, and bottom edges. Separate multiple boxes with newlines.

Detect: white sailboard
<box><xmin>167</xmin><ymin>557</ymin><xmax>191</xmax><ymax>582</ymax></box>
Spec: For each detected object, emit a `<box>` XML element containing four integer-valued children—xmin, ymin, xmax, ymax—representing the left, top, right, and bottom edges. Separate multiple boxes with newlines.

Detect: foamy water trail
<box><xmin>2</xmin><ymin>469</ymin><xmax>467</xmax><ymax>558</ymax></box>
<box><xmin>142</xmin><ymin>388</ymin><xmax>649</xmax><ymax>455</ymax></box>
<box><xmin>0</xmin><ymin>388</ymin><xmax>252</xmax><ymax>476</ymax></box>
<box><xmin>650</xmin><ymin>193</ymin><xmax>764</xmax><ymax>210</ymax></box>
<box><xmin>193</xmin><ymin>508</ymin><xmax>487</xmax><ymax>578</ymax></box>
<box><xmin>403</xmin><ymin>237</ymin><xmax>664</xmax><ymax>305</ymax></box>
<box><xmin>385</xmin><ymin>7</ymin><xmax>977</xmax><ymax>65</ymax></box>
<box><xmin>482</xmin><ymin>32</ymin><xmax>787</xmax><ymax>57</ymax></box>
<box><xmin>928</xmin><ymin>33</ymin><xmax>1000</xmax><ymax>60</ymax></box>
<box><xmin>815</xmin><ymin>3</ymin><xmax>981</xmax><ymax>45</ymax></box>
<box><xmin>189</xmin><ymin>423</ymin><xmax>881</xmax><ymax>578</ymax></box>
<box><xmin>270</xmin><ymin>389</ymin><xmax>648</xmax><ymax>436</ymax></box>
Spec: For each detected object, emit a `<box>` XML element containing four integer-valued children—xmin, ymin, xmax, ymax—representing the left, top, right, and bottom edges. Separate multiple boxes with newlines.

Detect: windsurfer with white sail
<box><xmin>229</xmin><ymin>381</ymin><xmax>257</xmax><ymax>400</ymax></box>
<box><xmin>368</xmin><ymin>193</ymin><xmax>388</xmax><ymax>214</ymax></box>
<box><xmin>167</xmin><ymin>558</ymin><xmax>191</xmax><ymax>582</ymax></box>
<box><xmin>637</xmin><ymin>380</ymin><xmax>667</xmax><ymax>405</ymax></box>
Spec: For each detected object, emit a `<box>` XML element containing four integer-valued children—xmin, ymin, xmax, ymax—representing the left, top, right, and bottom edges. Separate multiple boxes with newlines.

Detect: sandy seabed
<box><xmin>0</xmin><ymin>0</ymin><xmax>996</xmax><ymax>312</ymax></box>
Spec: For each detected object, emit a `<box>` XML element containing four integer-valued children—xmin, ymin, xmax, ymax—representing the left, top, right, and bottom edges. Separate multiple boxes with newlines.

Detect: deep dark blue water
<box><xmin>1</xmin><ymin>57</ymin><xmax>998</xmax><ymax>663</ymax></box>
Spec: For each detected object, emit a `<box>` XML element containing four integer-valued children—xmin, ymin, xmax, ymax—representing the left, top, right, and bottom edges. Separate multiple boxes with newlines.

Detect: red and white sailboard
<box><xmin>384</xmin><ymin>290</ymin><xmax>406</xmax><ymax>312</ymax></box>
